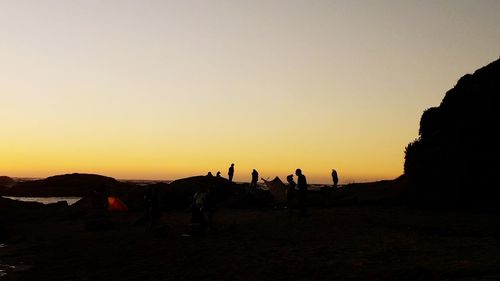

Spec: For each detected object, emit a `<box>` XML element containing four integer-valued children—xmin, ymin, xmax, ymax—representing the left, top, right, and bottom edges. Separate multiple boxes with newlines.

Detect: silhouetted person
<box><xmin>250</xmin><ymin>169</ymin><xmax>259</xmax><ymax>191</ymax></box>
<box><xmin>90</xmin><ymin>184</ymin><xmax>108</xmax><ymax>217</ymax></box>
<box><xmin>331</xmin><ymin>169</ymin><xmax>339</xmax><ymax>189</ymax></box>
<box><xmin>286</xmin><ymin>174</ymin><xmax>296</xmax><ymax>210</ymax></box>
<box><xmin>206</xmin><ymin>171</ymin><xmax>213</xmax><ymax>177</ymax></box>
<box><xmin>228</xmin><ymin>163</ymin><xmax>235</xmax><ymax>182</ymax></box>
<box><xmin>296</xmin><ymin>169</ymin><xmax>308</xmax><ymax>215</ymax></box>
<box><xmin>204</xmin><ymin>187</ymin><xmax>216</xmax><ymax>230</ymax></box>
<box><xmin>136</xmin><ymin>185</ymin><xmax>160</xmax><ymax>226</ymax></box>
<box><xmin>192</xmin><ymin>186</ymin><xmax>209</xmax><ymax>233</ymax></box>
<box><xmin>216</xmin><ymin>171</ymin><xmax>221</xmax><ymax>178</ymax></box>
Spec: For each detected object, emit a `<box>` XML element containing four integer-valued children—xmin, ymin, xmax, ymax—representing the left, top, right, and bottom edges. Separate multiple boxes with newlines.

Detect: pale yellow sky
<box><xmin>1</xmin><ymin>0</ymin><xmax>499</xmax><ymax>183</ymax></box>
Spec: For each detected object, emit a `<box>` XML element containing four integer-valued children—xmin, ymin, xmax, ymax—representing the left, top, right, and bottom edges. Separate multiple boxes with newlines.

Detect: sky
<box><xmin>1</xmin><ymin>0</ymin><xmax>499</xmax><ymax>183</ymax></box>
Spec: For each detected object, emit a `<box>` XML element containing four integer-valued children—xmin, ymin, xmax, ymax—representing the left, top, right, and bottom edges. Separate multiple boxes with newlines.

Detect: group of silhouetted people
<box><xmin>226</xmin><ymin>163</ymin><xmax>339</xmax><ymax>190</ymax></box>
<box><xmin>210</xmin><ymin>163</ymin><xmax>339</xmax><ymax>190</ymax></box>
<box><xmin>194</xmin><ymin>163</ymin><xmax>339</xmax><ymax>230</ymax></box>
<box><xmin>133</xmin><ymin>163</ymin><xmax>341</xmax><ymax>234</ymax></box>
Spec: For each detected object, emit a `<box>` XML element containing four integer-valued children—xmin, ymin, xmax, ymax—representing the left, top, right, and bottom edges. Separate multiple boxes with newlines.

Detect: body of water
<box><xmin>2</xmin><ymin>196</ymin><xmax>82</xmax><ymax>205</ymax></box>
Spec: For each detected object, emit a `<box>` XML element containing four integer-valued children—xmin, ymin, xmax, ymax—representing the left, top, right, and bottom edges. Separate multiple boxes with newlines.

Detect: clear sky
<box><xmin>1</xmin><ymin>0</ymin><xmax>499</xmax><ymax>183</ymax></box>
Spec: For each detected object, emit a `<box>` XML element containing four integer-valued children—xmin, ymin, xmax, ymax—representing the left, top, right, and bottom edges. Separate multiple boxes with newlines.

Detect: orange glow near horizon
<box><xmin>1</xmin><ymin>1</ymin><xmax>499</xmax><ymax>184</ymax></box>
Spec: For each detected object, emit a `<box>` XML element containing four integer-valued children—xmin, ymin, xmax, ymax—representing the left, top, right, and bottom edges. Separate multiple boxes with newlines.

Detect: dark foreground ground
<box><xmin>2</xmin><ymin>205</ymin><xmax>500</xmax><ymax>281</ymax></box>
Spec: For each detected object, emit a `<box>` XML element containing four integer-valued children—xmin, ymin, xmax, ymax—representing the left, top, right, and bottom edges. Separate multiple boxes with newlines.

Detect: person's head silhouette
<box><xmin>295</xmin><ymin>169</ymin><xmax>302</xmax><ymax>176</ymax></box>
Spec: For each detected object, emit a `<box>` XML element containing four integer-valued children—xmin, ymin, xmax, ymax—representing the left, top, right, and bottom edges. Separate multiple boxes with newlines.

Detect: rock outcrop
<box><xmin>404</xmin><ymin>58</ymin><xmax>500</xmax><ymax>204</ymax></box>
<box><xmin>4</xmin><ymin>173</ymin><xmax>135</xmax><ymax>197</ymax></box>
<box><xmin>0</xmin><ymin>176</ymin><xmax>15</xmax><ymax>188</ymax></box>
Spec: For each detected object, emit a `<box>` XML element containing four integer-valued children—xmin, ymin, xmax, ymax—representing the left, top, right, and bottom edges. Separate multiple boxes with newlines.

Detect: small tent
<box><xmin>261</xmin><ymin>177</ymin><xmax>286</xmax><ymax>204</ymax></box>
<box><xmin>107</xmin><ymin>196</ymin><xmax>128</xmax><ymax>212</ymax></box>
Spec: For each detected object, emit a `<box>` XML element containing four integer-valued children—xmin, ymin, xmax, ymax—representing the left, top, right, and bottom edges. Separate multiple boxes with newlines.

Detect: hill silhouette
<box><xmin>159</xmin><ymin>175</ymin><xmax>238</xmax><ymax>209</ymax></box>
<box><xmin>4</xmin><ymin>173</ymin><xmax>134</xmax><ymax>197</ymax></box>
<box><xmin>404</xmin><ymin>57</ymin><xmax>500</xmax><ymax>204</ymax></box>
<box><xmin>124</xmin><ymin>176</ymin><xmax>272</xmax><ymax>211</ymax></box>
<box><xmin>0</xmin><ymin>176</ymin><xmax>15</xmax><ymax>188</ymax></box>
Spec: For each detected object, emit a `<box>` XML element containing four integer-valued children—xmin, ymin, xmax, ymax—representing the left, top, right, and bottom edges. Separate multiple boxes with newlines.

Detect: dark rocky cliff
<box><xmin>404</xmin><ymin>58</ymin><xmax>500</xmax><ymax>204</ymax></box>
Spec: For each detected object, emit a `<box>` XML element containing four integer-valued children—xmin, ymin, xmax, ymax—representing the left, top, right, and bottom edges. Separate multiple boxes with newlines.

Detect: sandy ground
<box><xmin>2</xmin><ymin>205</ymin><xmax>500</xmax><ymax>281</ymax></box>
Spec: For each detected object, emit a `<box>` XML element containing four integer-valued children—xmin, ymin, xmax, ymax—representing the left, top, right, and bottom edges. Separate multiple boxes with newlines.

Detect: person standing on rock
<box><xmin>331</xmin><ymin>169</ymin><xmax>339</xmax><ymax>189</ymax></box>
<box><xmin>250</xmin><ymin>169</ymin><xmax>259</xmax><ymax>191</ymax></box>
<box><xmin>228</xmin><ymin>163</ymin><xmax>235</xmax><ymax>182</ymax></box>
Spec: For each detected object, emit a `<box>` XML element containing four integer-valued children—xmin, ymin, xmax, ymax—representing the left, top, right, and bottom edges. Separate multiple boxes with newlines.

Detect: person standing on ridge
<box><xmin>250</xmin><ymin>169</ymin><xmax>259</xmax><ymax>191</ymax></box>
<box><xmin>296</xmin><ymin>169</ymin><xmax>308</xmax><ymax>215</ymax></box>
<box><xmin>331</xmin><ymin>169</ymin><xmax>339</xmax><ymax>189</ymax></box>
<box><xmin>228</xmin><ymin>163</ymin><xmax>235</xmax><ymax>182</ymax></box>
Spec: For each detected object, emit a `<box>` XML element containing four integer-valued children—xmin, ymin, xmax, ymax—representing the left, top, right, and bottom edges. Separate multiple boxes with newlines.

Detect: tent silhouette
<box><xmin>261</xmin><ymin>177</ymin><xmax>286</xmax><ymax>204</ymax></box>
<box><xmin>107</xmin><ymin>196</ymin><xmax>128</xmax><ymax>212</ymax></box>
